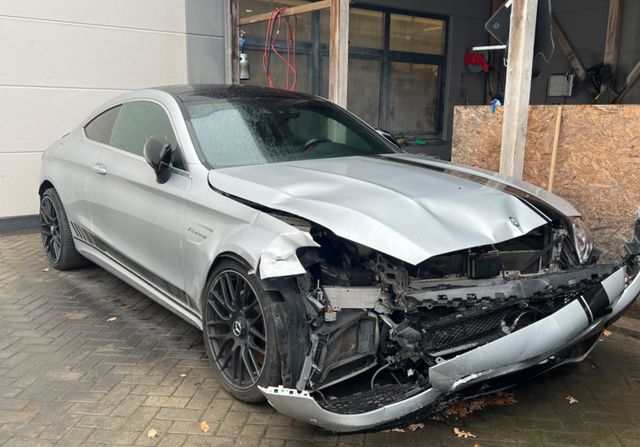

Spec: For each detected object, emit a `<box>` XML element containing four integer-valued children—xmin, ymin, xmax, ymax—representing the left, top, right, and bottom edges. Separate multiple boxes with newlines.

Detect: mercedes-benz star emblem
<box><xmin>232</xmin><ymin>320</ymin><xmax>243</xmax><ymax>337</ymax></box>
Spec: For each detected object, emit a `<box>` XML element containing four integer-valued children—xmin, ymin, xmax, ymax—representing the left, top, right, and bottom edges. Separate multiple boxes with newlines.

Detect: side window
<box><xmin>84</xmin><ymin>106</ymin><xmax>121</xmax><ymax>145</ymax></box>
<box><xmin>109</xmin><ymin>101</ymin><xmax>184</xmax><ymax>169</ymax></box>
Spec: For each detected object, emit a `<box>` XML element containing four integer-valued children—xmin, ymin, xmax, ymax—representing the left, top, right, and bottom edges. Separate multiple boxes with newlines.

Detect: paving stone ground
<box><xmin>1</xmin><ymin>230</ymin><xmax>639</xmax><ymax>447</ymax></box>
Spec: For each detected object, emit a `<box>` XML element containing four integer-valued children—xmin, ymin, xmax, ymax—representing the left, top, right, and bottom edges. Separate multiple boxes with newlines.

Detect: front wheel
<box><xmin>202</xmin><ymin>259</ymin><xmax>281</xmax><ymax>402</ymax></box>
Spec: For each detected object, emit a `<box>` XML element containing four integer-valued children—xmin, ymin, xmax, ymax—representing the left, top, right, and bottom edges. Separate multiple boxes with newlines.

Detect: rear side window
<box><xmin>110</xmin><ymin>101</ymin><xmax>179</xmax><ymax>158</ymax></box>
<box><xmin>84</xmin><ymin>106</ymin><xmax>121</xmax><ymax>145</ymax></box>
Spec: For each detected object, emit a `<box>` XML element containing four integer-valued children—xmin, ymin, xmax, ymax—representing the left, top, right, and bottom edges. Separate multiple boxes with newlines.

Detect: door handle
<box><xmin>93</xmin><ymin>164</ymin><xmax>107</xmax><ymax>175</ymax></box>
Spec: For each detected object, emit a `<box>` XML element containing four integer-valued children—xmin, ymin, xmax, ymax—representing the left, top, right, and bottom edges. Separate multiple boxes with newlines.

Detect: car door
<box><xmin>86</xmin><ymin>100</ymin><xmax>192</xmax><ymax>307</ymax></box>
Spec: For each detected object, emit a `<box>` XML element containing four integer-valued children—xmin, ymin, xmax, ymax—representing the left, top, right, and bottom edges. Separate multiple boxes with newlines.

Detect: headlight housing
<box><xmin>570</xmin><ymin>217</ymin><xmax>594</xmax><ymax>264</ymax></box>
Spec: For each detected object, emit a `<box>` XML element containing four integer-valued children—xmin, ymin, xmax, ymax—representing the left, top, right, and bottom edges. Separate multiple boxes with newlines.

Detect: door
<box><xmin>85</xmin><ymin>100</ymin><xmax>192</xmax><ymax>307</ymax></box>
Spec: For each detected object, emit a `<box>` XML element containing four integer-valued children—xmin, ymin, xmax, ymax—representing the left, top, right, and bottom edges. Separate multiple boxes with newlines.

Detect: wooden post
<box><xmin>602</xmin><ymin>0</ymin><xmax>622</xmax><ymax>93</ymax></box>
<box><xmin>547</xmin><ymin>106</ymin><xmax>562</xmax><ymax>192</ymax></box>
<box><xmin>229</xmin><ymin>0</ymin><xmax>240</xmax><ymax>84</ymax></box>
<box><xmin>499</xmin><ymin>0</ymin><xmax>539</xmax><ymax>179</ymax></box>
<box><xmin>329</xmin><ymin>0</ymin><xmax>349</xmax><ymax>107</ymax></box>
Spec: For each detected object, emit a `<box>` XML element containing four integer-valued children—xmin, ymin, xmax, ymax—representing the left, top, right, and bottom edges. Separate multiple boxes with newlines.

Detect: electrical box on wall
<box><xmin>547</xmin><ymin>74</ymin><xmax>574</xmax><ymax>97</ymax></box>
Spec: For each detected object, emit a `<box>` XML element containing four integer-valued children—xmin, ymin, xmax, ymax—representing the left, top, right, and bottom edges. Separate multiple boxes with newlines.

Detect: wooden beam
<box><xmin>552</xmin><ymin>17</ymin><xmax>586</xmax><ymax>81</ymax></box>
<box><xmin>615</xmin><ymin>59</ymin><xmax>640</xmax><ymax>102</ymax></box>
<box><xmin>603</xmin><ymin>0</ymin><xmax>622</xmax><ymax>72</ymax></box>
<box><xmin>238</xmin><ymin>0</ymin><xmax>331</xmax><ymax>26</ymax></box>
<box><xmin>547</xmin><ymin>106</ymin><xmax>563</xmax><ymax>192</ymax></box>
<box><xmin>499</xmin><ymin>0</ymin><xmax>539</xmax><ymax>179</ymax></box>
<box><xmin>229</xmin><ymin>0</ymin><xmax>240</xmax><ymax>84</ymax></box>
<box><xmin>328</xmin><ymin>0</ymin><xmax>349</xmax><ymax>107</ymax></box>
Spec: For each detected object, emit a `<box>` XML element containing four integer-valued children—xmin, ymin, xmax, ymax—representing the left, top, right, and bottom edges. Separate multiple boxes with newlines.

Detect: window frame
<box><xmin>82</xmin><ymin>98</ymin><xmax>190</xmax><ymax>173</ymax></box>
<box><xmin>241</xmin><ymin>3</ymin><xmax>448</xmax><ymax>140</ymax></box>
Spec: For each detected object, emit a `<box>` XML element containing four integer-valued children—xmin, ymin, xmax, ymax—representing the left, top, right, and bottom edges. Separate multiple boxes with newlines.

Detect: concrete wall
<box><xmin>0</xmin><ymin>0</ymin><xmax>228</xmax><ymax>218</ymax></box>
<box><xmin>360</xmin><ymin>0</ymin><xmax>492</xmax><ymax>160</ymax></box>
<box><xmin>530</xmin><ymin>0</ymin><xmax>640</xmax><ymax>104</ymax></box>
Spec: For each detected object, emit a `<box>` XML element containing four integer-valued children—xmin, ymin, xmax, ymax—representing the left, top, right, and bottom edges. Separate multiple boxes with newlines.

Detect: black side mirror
<box><xmin>375</xmin><ymin>129</ymin><xmax>400</xmax><ymax>148</ymax></box>
<box><xmin>143</xmin><ymin>136</ymin><xmax>173</xmax><ymax>184</ymax></box>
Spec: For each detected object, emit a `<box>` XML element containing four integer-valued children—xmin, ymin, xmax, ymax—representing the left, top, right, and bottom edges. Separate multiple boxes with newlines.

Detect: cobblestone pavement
<box><xmin>1</xmin><ymin>231</ymin><xmax>640</xmax><ymax>447</ymax></box>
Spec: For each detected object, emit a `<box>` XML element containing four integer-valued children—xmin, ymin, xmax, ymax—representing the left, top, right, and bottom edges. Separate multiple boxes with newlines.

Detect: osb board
<box><xmin>452</xmin><ymin>105</ymin><xmax>640</xmax><ymax>262</ymax></box>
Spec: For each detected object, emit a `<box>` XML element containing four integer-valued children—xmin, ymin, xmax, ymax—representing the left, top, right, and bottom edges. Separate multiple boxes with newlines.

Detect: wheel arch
<box><xmin>38</xmin><ymin>180</ymin><xmax>55</xmax><ymax>196</ymax></box>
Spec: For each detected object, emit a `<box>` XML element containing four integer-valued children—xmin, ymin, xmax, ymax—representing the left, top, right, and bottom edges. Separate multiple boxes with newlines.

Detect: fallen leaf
<box><xmin>390</xmin><ymin>428</ymin><xmax>405</xmax><ymax>433</ymax></box>
<box><xmin>408</xmin><ymin>423</ymin><xmax>424</xmax><ymax>432</ymax></box>
<box><xmin>200</xmin><ymin>421</ymin><xmax>210</xmax><ymax>433</ymax></box>
<box><xmin>453</xmin><ymin>427</ymin><xmax>476</xmax><ymax>438</ymax></box>
<box><xmin>603</xmin><ymin>329</ymin><xmax>612</xmax><ymax>337</ymax></box>
<box><xmin>566</xmin><ymin>395</ymin><xmax>578</xmax><ymax>404</ymax></box>
<box><xmin>106</xmin><ymin>316</ymin><xmax>117</xmax><ymax>322</ymax></box>
<box><xmin>42</xmin><ymin>267</ymin><xmax>50</xmax><ymax>272</ymax></box>
<box><xmin>443</xmin><ymin>392</ymin><xmax>517</xmax><ymax>419</ymax></box>
<box><xmin>147</xmin><ymin>428</ymin><xmax>158</xmax><ymax>438</ymax></box>
<box><xmin>180</xmin><ymin>373</ymin><xmax>186</xmax><ymax>377</ymax></box>
<box><xmin>474</xmin><ymin>443</ymin><xmax>481</xmax><ymax>447</ymax></box>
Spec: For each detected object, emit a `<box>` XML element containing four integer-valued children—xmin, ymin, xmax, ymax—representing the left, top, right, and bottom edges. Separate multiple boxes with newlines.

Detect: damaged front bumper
<box><xmin>259</xmin><ymin>221</ymin><xmax>640</xmax><ymax>433</ymax></box>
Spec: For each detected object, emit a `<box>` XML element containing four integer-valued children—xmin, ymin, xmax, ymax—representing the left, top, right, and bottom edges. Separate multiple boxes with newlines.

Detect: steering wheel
<box><xmin>303</xmin><ymin>138</ymin><xmax>331</xmax><ymax>152</ymax></box>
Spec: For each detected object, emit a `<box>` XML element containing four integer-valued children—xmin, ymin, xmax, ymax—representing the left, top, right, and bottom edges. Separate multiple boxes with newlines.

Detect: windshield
<box><xmin>184</xmin><ymin>96</ymin><xmax>396</xmax><ymax>167</ymax></box>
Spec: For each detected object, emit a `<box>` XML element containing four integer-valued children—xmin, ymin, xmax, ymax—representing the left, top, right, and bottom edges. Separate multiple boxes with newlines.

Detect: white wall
<box><xmin>0</xmin><ymin>0</ymin><xmax>228</xmax><ymax>218</ymax></box>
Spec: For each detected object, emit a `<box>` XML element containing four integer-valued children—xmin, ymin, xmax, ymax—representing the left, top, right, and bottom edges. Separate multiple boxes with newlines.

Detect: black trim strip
<box><xmin>370</xmin><ymin>155</ymin><xmax>559</xmax><ymax>222</ymax></box>
<box><xmin>70</xmin><ymin>221</ymin><xmax>197</xmax><ymax>316</ymax></box>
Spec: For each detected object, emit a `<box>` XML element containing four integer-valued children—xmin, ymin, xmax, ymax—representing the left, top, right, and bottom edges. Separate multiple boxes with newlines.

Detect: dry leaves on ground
<box><xmin>106</xmin><ymin>316</ymin><xmax>117</xmax><ymax>322</ymax></box>
<box><xmin>603</xmin><ymin>329</ymin><xmax>613</xmax><ymax>337</ymax></box>
<box><xmin>147</xmin><ymin>428</ymin><xmax>158</xmax><ymax>439</ymax></box>
<box><xmin>200</xmin><ymin>421</ymin><xmax>210</xmax><ymax>433</ymax></box>
<box><xmin>443</xmin><ymin>392</ymin><xmax>517</xmax><ymax>419</ymax></box>
<box><xmin>180</xmin><ymin>373</ymin><xmax>187</xmax><ymax>377</ymax></box>
<box><xmin>453</xmin><ymin>427</ymin><xmax>476</xmax><ymax>438</ymax></box>
<box><xmin>566</xmin><ymin>395</ymin><xmax>578</xmax><ymax>404</ymax></box>
<box><xmin>42</xmin><ymin>267</ymin><xmax>50</xmax><ymax>272</ymax></box>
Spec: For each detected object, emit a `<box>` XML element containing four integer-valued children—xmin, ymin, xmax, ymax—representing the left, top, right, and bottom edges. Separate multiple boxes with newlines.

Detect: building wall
<box><xmin>0</xmin><ymin>0</ymin><xmax>228</xmax><ymax>218</ymax></box>
<box><xmin>530</xmin><ymin>0</ymin><xmax>640</xmax><ymax>104</ymax></box>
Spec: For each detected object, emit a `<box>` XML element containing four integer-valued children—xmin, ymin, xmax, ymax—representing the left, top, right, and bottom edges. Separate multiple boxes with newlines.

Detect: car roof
<box><xmin>154</xmin><ymin>84</ymin><xmax>320</xmax><ymax>103</ymax></box>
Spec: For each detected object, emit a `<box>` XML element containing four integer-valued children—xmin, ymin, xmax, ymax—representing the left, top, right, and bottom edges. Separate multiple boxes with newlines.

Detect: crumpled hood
<box><xmin>208</xmin><ymin>154</ymin><xmax>572</xmax><ymax>265</ymax></box>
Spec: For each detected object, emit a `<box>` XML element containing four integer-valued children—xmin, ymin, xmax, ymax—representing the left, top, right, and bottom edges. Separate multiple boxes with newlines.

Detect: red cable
<box><xmin>262</xmin><ymin>8</ymin><xmax>297</xmax><ymax>92</ymax></box>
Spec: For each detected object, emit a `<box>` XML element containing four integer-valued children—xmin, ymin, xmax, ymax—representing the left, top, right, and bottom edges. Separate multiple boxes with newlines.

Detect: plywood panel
<box><xmin>452</xmin><ymin>105</ymin><xmax>640</xmax><ymax>262</ymax></box>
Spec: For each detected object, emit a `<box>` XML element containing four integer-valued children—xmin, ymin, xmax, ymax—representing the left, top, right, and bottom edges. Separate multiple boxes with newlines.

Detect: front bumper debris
<box><xmin>260</xmin><ymin>219</ymin><xmax>640</xmax><ymax>433</ymax></box>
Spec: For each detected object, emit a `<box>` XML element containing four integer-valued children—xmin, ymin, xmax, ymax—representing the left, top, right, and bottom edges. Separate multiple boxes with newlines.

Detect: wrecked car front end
<box><xmin>208</xmin><ymin>155</ymin><xmax>640</xmax><ymax>433</ymax></box>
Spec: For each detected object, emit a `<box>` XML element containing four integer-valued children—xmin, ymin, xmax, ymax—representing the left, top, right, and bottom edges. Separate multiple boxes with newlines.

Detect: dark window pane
<box><xmin>320</xmin><ymin>57</ymin><xmax>381</xmax><ymax>128</ymax></box>
<box><xmin>186</xmin><ymin>96</ymin><xmax>394</xmax><ymax>167</ymax></box>
<box><xmin>390</xmin><ymin>14</ymin><xmax>444</xmax><ymax>54</ymax></box>
<box><xmin>84</xmin><ymin>106</ymin><xmax>121</xmax><ymax>145</ymax></box>
<box><xmin>389</xmin><ymin>62</ymin><xmax>439</xmax><ymax>133</ymax></box>
<box><xmin>110</xmin><ymin>101</ymin><xmax>178</xmax><ymax>158</ymax></box>
<box><xmin>320</xmin><ymin>8</ymin><xmax>383</xmax><ymax>49</ymax></box>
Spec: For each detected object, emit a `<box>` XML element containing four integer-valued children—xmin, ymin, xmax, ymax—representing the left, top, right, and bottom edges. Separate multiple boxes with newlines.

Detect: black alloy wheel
<box><xmin>39</xmin><ymin>188</ymin><xmax>88</xmax><ymax>270</ymax></box>
<box><xmin>203</xmin><ymin>264</ymin><xmax>278</xmax><ymax>401</ymax></box>
<box><xmin>40</xmin><ymin>195</ymin><xmax>62</xmax><ymax>264</ymax></box>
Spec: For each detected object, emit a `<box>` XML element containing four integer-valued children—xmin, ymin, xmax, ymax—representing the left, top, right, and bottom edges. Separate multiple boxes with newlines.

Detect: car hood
<box><xmin>208</xmin><ymin>154</ymin><xmax>577</xmax><ymax>265</ymax></box>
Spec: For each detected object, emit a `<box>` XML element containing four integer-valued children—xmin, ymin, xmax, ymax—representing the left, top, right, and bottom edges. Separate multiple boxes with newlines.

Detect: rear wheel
<box><xmin>202</xmin><ymin>259</ymin><xmax>281</xmax><ymax>402</ymax></box>
<box><xmin>40</xmin><ymin>188</ymin><xmax>87</xmax><ymax>270</ymax></box>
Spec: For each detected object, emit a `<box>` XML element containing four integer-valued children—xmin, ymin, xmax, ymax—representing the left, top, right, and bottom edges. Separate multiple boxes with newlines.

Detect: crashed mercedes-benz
<box><xmin>39</xmin><ymin>85</ymin><xmax>640</xmax><ymax>432</ymax></box>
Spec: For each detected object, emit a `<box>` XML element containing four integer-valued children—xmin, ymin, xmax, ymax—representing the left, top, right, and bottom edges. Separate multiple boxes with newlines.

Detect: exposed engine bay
<box><xmin>258</xmin><ymin>204</ymin><xmax>640</xmax><ymax>430</ymax></box>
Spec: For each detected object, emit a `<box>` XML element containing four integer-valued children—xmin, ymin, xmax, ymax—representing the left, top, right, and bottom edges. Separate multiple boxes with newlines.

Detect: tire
<box><xmin>202</xmin><ymin>258</ymin><xmax>281</xmax><ymax>402</ymax></box>
<box><xmin>40</xmin><ymin>188</ymin><xmax>88</xmax><ymax>270</ymax></box>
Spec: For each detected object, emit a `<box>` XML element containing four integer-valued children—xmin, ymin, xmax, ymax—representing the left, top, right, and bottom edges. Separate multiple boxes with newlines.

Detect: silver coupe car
<box><xmin>39</xmin><ymin>85</ymin><xmax>640</xmax><ymax>432</ymax></box>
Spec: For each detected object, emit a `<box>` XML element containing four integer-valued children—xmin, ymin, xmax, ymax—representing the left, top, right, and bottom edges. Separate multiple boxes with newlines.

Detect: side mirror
<box><xmin>375</xmin><ymin>129</ymin><xmax>400</xmax><ymax>148</ymax></box>
<box><xmin>143</xmin><ymin>136</ymin><xmax>173</xmax><ymax>184</ymax></box>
